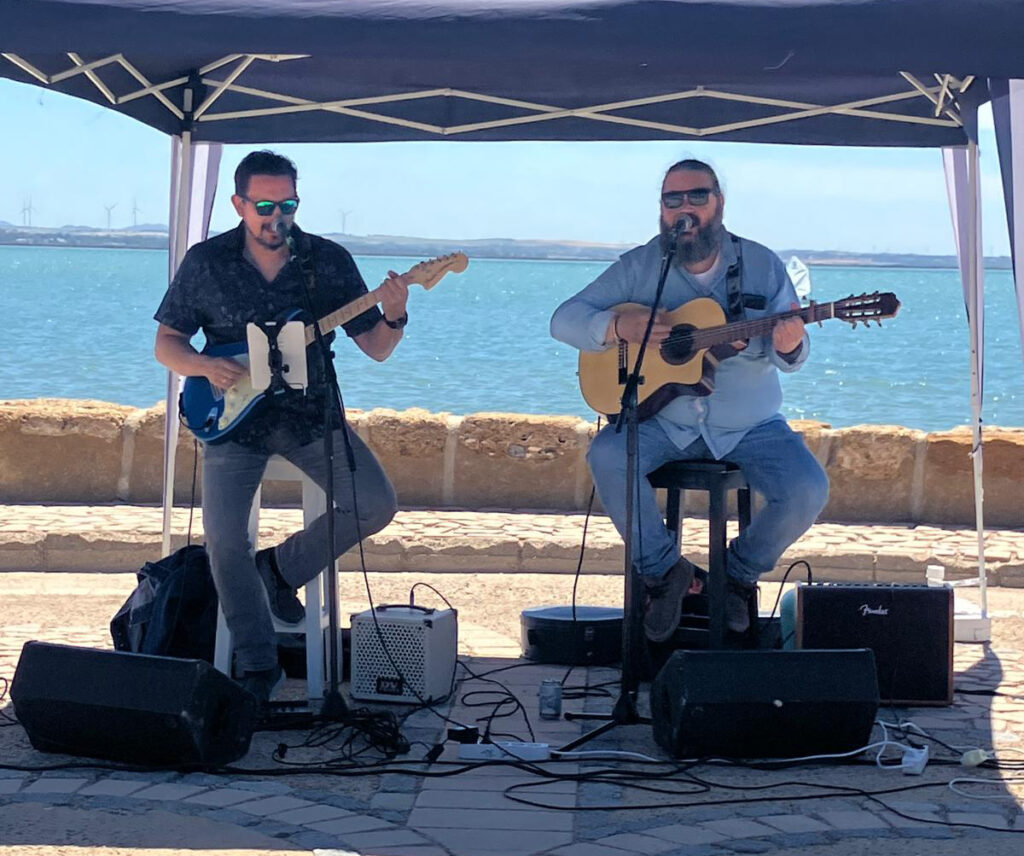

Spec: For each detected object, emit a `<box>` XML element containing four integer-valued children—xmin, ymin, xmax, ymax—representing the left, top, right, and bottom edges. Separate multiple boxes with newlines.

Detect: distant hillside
<box><xmin>0</xmin><ymin>223</ymin><xmax>1013</xmax><ymax>269</ymax></box>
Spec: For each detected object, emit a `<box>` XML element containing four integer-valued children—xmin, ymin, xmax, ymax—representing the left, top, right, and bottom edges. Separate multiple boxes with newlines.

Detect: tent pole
<box><xmin>966</xmin><ymin>138</ymin><xmax>988</xmax><ymax>618</ymax></box>
<box><xmin>161</xmin><ymin>130</ymin><xmax>193</xmax><ymax>555</ymax></box>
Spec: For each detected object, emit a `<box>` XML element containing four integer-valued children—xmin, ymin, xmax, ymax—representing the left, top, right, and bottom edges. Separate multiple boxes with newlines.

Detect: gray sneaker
<box><xmin>643</xmin><ymin>557</ymin><xmax>697</xmax><ymax>642</ymax></box>
<box><xmin>725</xmin><ymin>578</ymin><xmax>756</xmax><ymax>634</ymax></box>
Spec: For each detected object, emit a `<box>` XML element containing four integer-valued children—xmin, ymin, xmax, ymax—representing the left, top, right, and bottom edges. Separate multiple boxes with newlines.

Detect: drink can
<box><xmin>538</xmin><ymin>679</ymin><xmax>563</xmax><ymax>720</ymax></box>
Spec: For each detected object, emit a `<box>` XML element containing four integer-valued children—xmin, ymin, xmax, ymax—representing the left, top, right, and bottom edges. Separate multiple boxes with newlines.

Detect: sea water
<box><xmin>1</xmin><ymin>244</ymin><xmax>1021</xmax><ymax>431</ymax></box>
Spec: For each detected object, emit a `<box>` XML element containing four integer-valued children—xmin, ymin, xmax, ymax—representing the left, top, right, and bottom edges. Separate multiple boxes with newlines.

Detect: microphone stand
<box><xmin>287</xmin><ymin>228</ymin><xmax>350</xmax><ymax>722</ymax></box>
<box><xmin>560</xmin><ymin>235</ymin><xmax>678</xmax><ymax>750</ymax></box>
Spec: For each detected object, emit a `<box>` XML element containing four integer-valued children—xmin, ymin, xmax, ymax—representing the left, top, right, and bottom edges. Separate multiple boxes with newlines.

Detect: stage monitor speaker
<box><xmin>651</xmin><ymin>649</ymin><xmax>879</xmax><ymax>759</ymax></box>
<box><xmin>796</xmin><ymin>583</ymin><xmax>953</xmax><ymax>706</ymax></box>
<box><xmin>11</xmin><ymin>641</ymin><xmax>258</xmax><ymax>767</ymax></box>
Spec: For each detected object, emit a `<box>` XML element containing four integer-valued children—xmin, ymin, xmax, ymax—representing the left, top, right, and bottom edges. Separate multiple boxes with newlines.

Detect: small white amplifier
<box><xmin>349</xmin><ymin>605</ymin><xmax>457</xmax><ymax>704</ymax></box>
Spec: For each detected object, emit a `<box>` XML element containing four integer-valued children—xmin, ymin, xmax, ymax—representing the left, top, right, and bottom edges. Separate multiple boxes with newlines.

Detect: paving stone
<box><xmin>756</xmin><ymin>814</ymin><xmax>831</xmax><ymax>834</ymax></box>
<box><xmin>0</xmin><ymin>779</ymin><xmax>25</xmax><ymax>795</ymax></box>
<box><xmin>78</xmin><ymin>779</ymin><xmax>149</xmax><ymax>797</ymax></box>
<box><xmin>415</xmin><ymin>788</ymin><xmax>575</xmax><ymax>810</ymax></box>
<box><xmin>700</xmin><ymin>818</ymin><xmax>777</xmax><ymax>839</ymax></box>
<box><xmin>307</xmin><ymin>815</ymin><xmax>396</xmax><ymax>835</ymax></box>
<box><xmin>337</xmin><ymin>828</ymin><xmax>433</xmax><ymax>850</ymax></box>
<box><xmin>183</xmin><ymin>788</ymin><xmax>268</xmax><ymax>807</ymax></box>
<box><xmin>550</xmin><ymin>844</ymin><xmax>636</xmax><ymax>856</ymax></box>
<box><xmin>427</xmin><ymin>827</ymin><xmax>573</xmax><ymax>855</ymax></box>
<box><xmin>21</xmin><ymin>778</ymin><xmax>89</xmax><ymax>795</ymax></box>
<box><xmin>816</xmin><ymin>809</ymin><xmax>890</xmax><ymax>830</ymax></box>
<box><xmin>229</xmin><ymin>779</ymin><xmax>294</xmax><ymax>795</ymax></box>
<box><xmin>645</xmin><ymin>824</ymin><xmax>728</xmax><ymax>846</ymax></box>
<box><xmin>947</xmin><ymin>812</ymin><xmax>1011</xmax><ymax>829</ymax></box>
<box><xmin>358</xmin><ymin>848</ymin><xmax>449</xmax><ymax>856</ymax></box>
<box><xmin>408</xmin><ymin>806</ymin><xmax>574</xmax><ymax>831</ymax></box>
<box><xmin>593</xmin><ymin>832</ymin><xmax>680</xmax><ymax>853</ymax></box>
<box><xmin>271</xmin><ymin>804</ymin><xmax>355</xmax><ymax>825</ymax></box>
<box><xmin>370</xmin><ymin>791</ymin><xmax>417</xmax><ymax>811</ymax></box>
<box><xmin>234</xmin><ymin>794</ymin><xmax>317</xmax><ymax>816</ymax></box>
<box><xmin>719</xmin><ymin>840</ymin><xmax>777</xmax><ymax>854</ymax></box>
<box><xmin>129</xmin><ymin>783</ymin><xmax>208</xmax><ymax>801</ymax></box>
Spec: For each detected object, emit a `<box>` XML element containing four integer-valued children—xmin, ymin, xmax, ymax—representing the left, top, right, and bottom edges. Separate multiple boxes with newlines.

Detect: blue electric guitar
<box><xmin>180</xmin><ymin>252</ymin><xmax>469</xmax><ymax>443</ymax></box>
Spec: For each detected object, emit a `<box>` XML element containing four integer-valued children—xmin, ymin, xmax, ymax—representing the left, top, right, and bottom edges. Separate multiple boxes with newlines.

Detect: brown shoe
<box><xmin>725</xmin><ymin>578</ymin><xmax>757</xmax><ymax>634</ymax></box>
<box><xmin>643</xmin><ymin>557</ymin><xmax>697</xmax><ymax>642</ymax></box>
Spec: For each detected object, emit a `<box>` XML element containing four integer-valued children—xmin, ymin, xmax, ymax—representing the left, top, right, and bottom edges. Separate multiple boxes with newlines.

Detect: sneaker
<box><xmin>238</xmin><ymin>664</ymin><xmax>285</xmax><ymax>705</ymax></box>
<box><xmin>725</xmin><ymin>578</ymin><xmax>757</xmax><ymax>634</ymax></box>
<box><xmin>255</xmin><ymin>548</ymin><xmax>305</xmax><ymax>626</ymax></box>
<box><xmin>643</xmin><ymin>557</ymin><xmax>697</xmax><ymax>642</ymax></box>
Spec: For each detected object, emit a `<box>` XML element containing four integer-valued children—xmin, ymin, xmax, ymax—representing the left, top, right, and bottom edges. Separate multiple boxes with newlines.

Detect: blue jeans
<box><xmin>586</xmin><ymin>418</ymin><xmax>828</xmax><ymax>585</ymax></box>
<box><xmin>202</xmin><ymin>427</ymin><xmax>397</xmax><ymax>673</ymax></box>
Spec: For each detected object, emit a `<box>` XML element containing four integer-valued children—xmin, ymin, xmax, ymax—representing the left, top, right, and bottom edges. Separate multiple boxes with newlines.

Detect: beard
<box><xmin>659</xmin><ymin>210</ymin><xmax>725</xmax><ymax>264</ymax></box>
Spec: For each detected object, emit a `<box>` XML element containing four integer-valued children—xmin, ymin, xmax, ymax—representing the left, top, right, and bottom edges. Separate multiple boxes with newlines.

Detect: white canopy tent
<box><xmin>5</xmin><ymin>2</ymin><xmax>1023</xmax><ymax>625</ymax></box>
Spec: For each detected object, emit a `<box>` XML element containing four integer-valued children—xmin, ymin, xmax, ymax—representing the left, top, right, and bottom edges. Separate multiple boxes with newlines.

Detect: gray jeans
<box><xmin>202</xmin><ymin>427</ymin><xmax>397</xmax><ymax>673</ymax></box>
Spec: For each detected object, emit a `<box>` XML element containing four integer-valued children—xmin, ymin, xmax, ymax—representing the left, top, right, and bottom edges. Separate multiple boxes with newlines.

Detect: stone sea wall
<box><xmin>1</xmin><ymin>398</ymin><xmax>1022</xmax><ymax>528</ymax></box>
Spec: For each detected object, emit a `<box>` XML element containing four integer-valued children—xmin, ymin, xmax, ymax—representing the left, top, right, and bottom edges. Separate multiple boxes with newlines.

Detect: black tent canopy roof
<box><xmin>3</xmin><ymin>0</ymin><xmax>1020</xmax><ymax>145</ymax></box>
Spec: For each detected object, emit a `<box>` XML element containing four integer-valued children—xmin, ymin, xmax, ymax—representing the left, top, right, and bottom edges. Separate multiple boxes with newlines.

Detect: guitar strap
<box><xmin>724</xmin><ymin>233</ymin><xmax>745</xmax><ymax>322</ymax></box>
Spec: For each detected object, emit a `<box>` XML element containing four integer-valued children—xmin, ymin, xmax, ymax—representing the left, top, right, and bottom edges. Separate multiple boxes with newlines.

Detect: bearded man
<box><xmin>550</xmin><ymin>159</ymin><xmax>828</xmax><ymax>642</ymax></box>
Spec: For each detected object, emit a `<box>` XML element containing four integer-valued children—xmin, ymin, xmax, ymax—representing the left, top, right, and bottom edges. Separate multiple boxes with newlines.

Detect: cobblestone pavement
<box><xmin>1</xmin><ymin>504</ymin><xmax>1023</xmax><ymax>855</ymax></box>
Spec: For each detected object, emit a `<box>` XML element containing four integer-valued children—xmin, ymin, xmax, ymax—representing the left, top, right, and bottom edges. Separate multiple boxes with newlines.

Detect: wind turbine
<box><xmin>338</xmin><ymin>209</ymin><xmax>352</xmax><ymax>234</ymax></box>
<box><xmin>21</xmin><ymin>197</ymin><xmax>37</xmax><ymax>227</ymax></box>
<box><xmin>104</xmin><ymin>203</ymin><xmax>117</xmax><ymax>231</ymax></box>
<box><xmin>131</xmin><ymin>198</ymin><xmax>142</xmax><ymax>228</ymax></box>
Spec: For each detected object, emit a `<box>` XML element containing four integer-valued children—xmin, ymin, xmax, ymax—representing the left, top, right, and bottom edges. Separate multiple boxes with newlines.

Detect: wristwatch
<box><xmin>383</xmin><ymin>312</ymin><xmax>408</xmax><ymax>330</ymax></box>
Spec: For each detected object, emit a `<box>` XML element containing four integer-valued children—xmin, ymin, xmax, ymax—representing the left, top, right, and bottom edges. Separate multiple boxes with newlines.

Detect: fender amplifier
<box><xmin>796</xmin><ymin>583</ymin><xmax>953</xmax><ymax>706</ymax></box>
<box><xmin>350</xmin><ymin>605</ymin><xmax>457</xmax><ymax>704</ymax></box>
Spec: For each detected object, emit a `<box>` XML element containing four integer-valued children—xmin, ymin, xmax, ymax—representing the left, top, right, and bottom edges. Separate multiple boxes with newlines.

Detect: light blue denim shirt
<box><xmin>550</xmin><ymin>234</ymin><xmax>808</xmax><ymax>458</ymax></box>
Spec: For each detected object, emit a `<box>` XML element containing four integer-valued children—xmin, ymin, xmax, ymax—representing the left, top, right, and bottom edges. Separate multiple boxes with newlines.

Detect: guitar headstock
<box><xmin>406</xmin><ymin>252</ymin><xmax>470</xmax><ymax>290</ymax></box>
<box><xmin>833</xmin><ymin>291</ymin><xmax>901</xmax><ymax>327</ymax></box>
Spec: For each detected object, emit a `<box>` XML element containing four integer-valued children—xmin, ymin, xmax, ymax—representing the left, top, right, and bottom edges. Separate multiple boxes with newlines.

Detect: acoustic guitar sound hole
<box><xmin>660</xmin><ymin>325</ymin><xmax>697</xmax><ymax>366</ymax></box>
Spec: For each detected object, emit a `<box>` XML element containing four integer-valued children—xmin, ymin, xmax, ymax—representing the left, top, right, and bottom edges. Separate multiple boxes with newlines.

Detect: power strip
<box><xmin>458</xmin><ymin>742</ymin><xmax>551</xmax><ymax>761</ymax></box>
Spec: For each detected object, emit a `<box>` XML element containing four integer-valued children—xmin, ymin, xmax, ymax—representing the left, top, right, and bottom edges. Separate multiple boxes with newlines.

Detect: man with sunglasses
<box><xmin>551</xmin><ymin>158</ymin><xmax>828</xmax><ymax>643</ymax></box>
<box><xmin>154</xmin><ymin>150</ymin><xmax>408</xmax><ymax>702</ymax></box>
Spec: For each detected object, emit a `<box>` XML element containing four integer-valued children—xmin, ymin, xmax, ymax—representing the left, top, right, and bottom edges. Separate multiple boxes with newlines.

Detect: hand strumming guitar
<box><xmin>608</xmin><ymin>308</ymin><xmax>673</xmax><ymax>345</ymax></box>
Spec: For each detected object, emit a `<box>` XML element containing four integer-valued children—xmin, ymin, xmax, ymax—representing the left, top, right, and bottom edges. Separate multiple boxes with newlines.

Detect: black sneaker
<box><xmin>643</xmin><ymin>557</ymin><xmax>697</xmax><ymax>642</ymax></box>
<box><xmin>255</xmin><ymin>548</ymin><xmax>305</xmax><ymax>626</ymax></box>
<box><xmin>238</xmin><ymin>664</ymin><xmax>285</xmax><ymax>705</ymax></box>
<box><xmin>725</xmin><ymin>578</ymin><xmax>757</xmax><ymax>634</ymax></box>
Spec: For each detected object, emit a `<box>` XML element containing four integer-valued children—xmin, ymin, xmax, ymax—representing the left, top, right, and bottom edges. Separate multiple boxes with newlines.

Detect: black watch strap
<box><xmin>383</xmin><ymin>311</ymin><xmax>408</xmax><ymax>330</ymax></box>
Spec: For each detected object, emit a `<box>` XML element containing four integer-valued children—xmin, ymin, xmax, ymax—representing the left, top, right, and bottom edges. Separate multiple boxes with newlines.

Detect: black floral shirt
<box><xmin>155</xmin><ymin>223</ymin><xmax>382</xmax><ymax>452</ymax></box>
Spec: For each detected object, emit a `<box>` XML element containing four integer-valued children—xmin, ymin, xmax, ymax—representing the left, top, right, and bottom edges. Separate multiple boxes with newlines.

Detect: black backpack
<box><xmin>110</xmin><ymin>544</ymin><xmax>218</xmax><ymax>662</ymax></box>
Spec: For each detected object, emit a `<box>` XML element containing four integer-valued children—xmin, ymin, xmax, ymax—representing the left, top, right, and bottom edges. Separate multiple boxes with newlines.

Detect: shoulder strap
<box><xmin>724</xmin><ymin>233</ymin><xmax>744</xmax><ymax>322</ymax></box>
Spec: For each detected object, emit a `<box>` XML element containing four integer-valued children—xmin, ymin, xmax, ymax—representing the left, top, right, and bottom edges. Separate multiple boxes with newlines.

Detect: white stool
<box><xmin>213</xmin><ymin>456</ymin><xmax>337</xmax><ymax>700</ymax></box>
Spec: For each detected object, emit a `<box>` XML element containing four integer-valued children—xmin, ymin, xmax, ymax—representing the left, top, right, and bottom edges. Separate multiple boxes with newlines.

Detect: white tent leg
<box><xmin>161</xmin><ymin>131</ymin><xmax>193</xmax><ymax>555</ymax></box>
<box><xmin>160</xmin><ymin>131</ymin><xmax>223</xmax><ymax>554</ymax></box>
<box><xmin>966</xmin><ymin>139</ymin><xmax>988</xmax><ymax>619</ymax></box>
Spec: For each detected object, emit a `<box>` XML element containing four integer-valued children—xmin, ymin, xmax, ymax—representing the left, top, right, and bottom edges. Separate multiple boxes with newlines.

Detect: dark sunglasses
<box><xmin>661</xmin><ymin>188</ymin><xmax>715</xmax><ymax>208</ymax></box>
<box><xmin>243</xmin><ymin>196</ymin><xmax>300</xmax><ymax>216</ymax></box>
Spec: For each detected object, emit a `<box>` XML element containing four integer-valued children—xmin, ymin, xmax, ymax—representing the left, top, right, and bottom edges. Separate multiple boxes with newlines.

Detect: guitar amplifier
<box><xmin>796</xmin><ymin>583</ymin><xmax>953</xmax><ymax>706</ymax></box>
<box><xmin>350</xmin><ymin>605</ymin><xmax>457</xmax><ymax>704</ymax></box>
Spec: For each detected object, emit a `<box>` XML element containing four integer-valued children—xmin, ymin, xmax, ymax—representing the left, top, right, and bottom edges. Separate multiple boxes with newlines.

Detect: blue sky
<box><xmin>0</xmin><ymin>77</ymin><xmax>1011</xmax><ymax>256</ymax></box>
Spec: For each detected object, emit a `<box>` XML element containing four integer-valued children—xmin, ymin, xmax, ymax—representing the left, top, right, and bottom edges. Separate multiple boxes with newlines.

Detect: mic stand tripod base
<box><xmin>320</xmin><ymin>689</ymin><xmax>349</xmax><ymax>722</ymax></box>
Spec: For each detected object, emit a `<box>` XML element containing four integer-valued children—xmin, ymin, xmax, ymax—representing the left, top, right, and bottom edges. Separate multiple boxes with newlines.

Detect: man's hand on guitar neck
<box><xmin>772</xmin><ymin>302</ymin><xmax>805</xmax><ymax>357</ymax></box>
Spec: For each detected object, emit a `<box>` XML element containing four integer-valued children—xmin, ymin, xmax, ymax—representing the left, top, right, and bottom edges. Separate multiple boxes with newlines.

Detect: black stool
<box><xmin>648</xmin><ymin>460</ymin><xmax>753</xmax><ymax>649</ymax></box>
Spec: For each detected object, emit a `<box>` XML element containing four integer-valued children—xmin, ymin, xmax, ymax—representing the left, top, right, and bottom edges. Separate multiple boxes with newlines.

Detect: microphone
<box><xmin>671</xmin><ymin>214</ymin><xmax>698</xmax><ymax>238</ymax></box>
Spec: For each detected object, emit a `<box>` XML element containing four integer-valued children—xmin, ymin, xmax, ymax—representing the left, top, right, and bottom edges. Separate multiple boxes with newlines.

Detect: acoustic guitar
<box><xmin>180</xmin><ymin>252</ymin><xmax>469</xmax><ymax>443</ymax></box>
<box><xmin>578</xmin><ymin>291</ymin><xmax>900</xmax><ymax>419</ymax></box>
